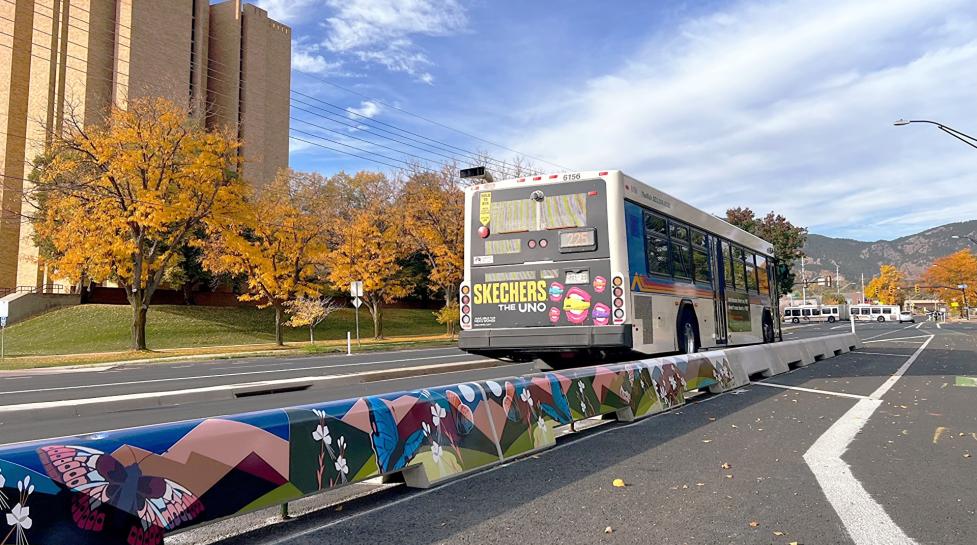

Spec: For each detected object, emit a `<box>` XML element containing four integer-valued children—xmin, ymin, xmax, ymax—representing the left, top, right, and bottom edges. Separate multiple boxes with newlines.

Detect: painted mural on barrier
<box><xmin>0</xmin><ymin>352</ymin><xmax>738</xmax><ymax>545</ymax></box>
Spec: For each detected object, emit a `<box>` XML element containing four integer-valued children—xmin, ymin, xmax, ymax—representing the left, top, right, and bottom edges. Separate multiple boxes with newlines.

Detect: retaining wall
<box><xmin>0</xmin><ymin>333</ymin><xmax>859</xmax><ymax>545</ymax></box>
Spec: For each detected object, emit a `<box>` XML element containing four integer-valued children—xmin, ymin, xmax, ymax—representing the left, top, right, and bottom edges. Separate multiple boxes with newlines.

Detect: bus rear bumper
<box><xmin>459</xmin><ymin>325</ymin><xmax>632</xmax><ymax>352</ymax></box>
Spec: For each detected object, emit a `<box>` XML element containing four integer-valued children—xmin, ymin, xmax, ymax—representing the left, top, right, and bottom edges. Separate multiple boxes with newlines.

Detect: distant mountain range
<box><xmin>801</xmin><ymin>219</ymin><xmax>977</xmax><ymax>284</ymax></box>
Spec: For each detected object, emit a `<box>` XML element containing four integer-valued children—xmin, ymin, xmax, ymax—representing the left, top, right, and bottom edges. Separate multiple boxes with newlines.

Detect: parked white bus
<box><xmin>783</xmin><ymin>304</ymin><xmax>848</xmax><ymax>323</ymax></box>
<box><xmin>850</xmin><ymin>304</ymin><xmax>901</xmax><ymax>322</ymax></box>
<box><xmin>458</xmin><ymin>169</ymin><xmax>781</xmax><ymax>368</ymax></box>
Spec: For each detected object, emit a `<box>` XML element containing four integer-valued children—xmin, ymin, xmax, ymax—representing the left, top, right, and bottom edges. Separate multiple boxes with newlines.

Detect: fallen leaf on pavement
<box><xmin>702</xmin><ymin>439</ymin><xmax>713</xmax><ymax>443</ymax></box>
<box><xmin>726</xmin><ymin>474</ymin><xmax>734</xmax><ymax>479</ymax></box>
<box><xmin>612</xmin><ymin>478</ymin><xmax>626</xmax><ymax>488</ymax></box>
<box><xmin>964</xmin><ymin>453</ymin><xmax>971</xmax><ymax>458</ymax></box>
<box><xmin>604</xmin><ymin>526</ymin><xmax>613</xmax><ymax>534</ymax></box>
<box><xmin>773</xmin><ymin>530</ymin><xmax>786</xmax><ymax>536</ymax></box>
<box><xmin>749</xmin><ymin>521</ymin><xmax>760</xmax><ymax>528</ymax></box>
<box><xmin>721</xmin><ymin>462</ymin><xmax>732</xmax><ymax>469</ymax></box>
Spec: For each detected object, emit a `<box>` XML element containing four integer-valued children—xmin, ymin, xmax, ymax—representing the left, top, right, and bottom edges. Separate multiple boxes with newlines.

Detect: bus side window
<box><xmin>756</xmin><ymin>255</ymin><xmax>769</xmax><ymax>293</ymax></box>
<box><xmin>692</xmin><ymin>230</ymin><xmax>711</xmax><ymax>284</ymax></box>
<box><xmin>722</xmin><ymin>241</ymin><xmax>735</xmax><ymax>288</ymax></box>
<box><xmin>733</xmin><ymin>246</ymin><xmax>747</xmax><ymax>289</ymax></box>
<box><xmin>744</xmin><ymin>251</ymin><xmax>757</xmax><ymax>293</ymax></box>
<box><xmin>644</xmin><ymin>211</ymin><xmax>670</xmax><ymax>275</ymax></box>
<box><xmin>625</xmin><ymin>202</ymin><xmax>648</xmax><ymax>277</ymax></box>
<box><xmin>669</xmin><ymin>221</ymin><xmax>693</xmax><ymax>280</ymax></box>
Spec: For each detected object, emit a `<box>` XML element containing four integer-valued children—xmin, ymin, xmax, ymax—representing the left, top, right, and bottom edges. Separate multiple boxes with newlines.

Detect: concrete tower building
<box><xmin>0</xmin><ymin>0</ymin><xmax>290</xmax><ymax>292</ymax></box>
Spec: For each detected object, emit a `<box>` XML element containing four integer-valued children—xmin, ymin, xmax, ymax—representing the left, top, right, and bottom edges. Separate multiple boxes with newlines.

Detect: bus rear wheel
<box><xmin>877</xmin><ymin>316</ymin><xmax>885</xmax><ymax>322</ymax></box>
<box><xmin>762</xmin><ymin>318</ymin><xmax>775</xmax><ymax>343</ymax></box>
<box><xmin>827</xmin><ymin>316</ymin><xmax>836</xmax><ymax>323</ymax></box>
<box><xmin>791</xmin><ymin>317</ymin><xmax>800</xmax><ymax>324</ymax></box>
<box><xmin>677</xmin><ymin>313</ymin><xmax>699</xmax><ymax>354</ymax></box>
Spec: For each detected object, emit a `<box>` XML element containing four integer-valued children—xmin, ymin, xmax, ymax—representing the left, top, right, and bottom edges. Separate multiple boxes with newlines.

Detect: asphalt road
<box><xmin>189</xmin><ymin>320</ymin><xmax>976</xmax><ymax>545</ymax></box>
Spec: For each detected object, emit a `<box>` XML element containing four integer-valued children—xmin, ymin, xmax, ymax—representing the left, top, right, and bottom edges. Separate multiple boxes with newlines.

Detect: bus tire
<box><xmin>791</xmin><ymin>317</ymin><xmax>800</xmax><ymax>324</ymax></box>
<box><xmin>677</xmin><ymin>308</ymin><xmax>699</xmax><ymax>354</ymax></box>
<box><xmin>877</xmin><ymin>316</ymin><xmax>885</xmax><ymax>322</ymax></box>
<box><xmin>827</xmin><ymin>316</ymin><xmax>836</xmax><ymax>323</ymax></box>
<box><xmin>762</xmin><ymin>312</ymin><xmax>775</xmax><ymax>343</ymax></box>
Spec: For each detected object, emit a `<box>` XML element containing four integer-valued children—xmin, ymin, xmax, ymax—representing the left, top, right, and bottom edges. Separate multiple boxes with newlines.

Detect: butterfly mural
<box><xmin>366</xmin><ymin>397</ymin><xmax>426</xmax><ymax>474</ymax></box>
<box><xmin>37</xmin><ymin>445</ymin><xmax>203</xmax><ymax>541</ymax></box>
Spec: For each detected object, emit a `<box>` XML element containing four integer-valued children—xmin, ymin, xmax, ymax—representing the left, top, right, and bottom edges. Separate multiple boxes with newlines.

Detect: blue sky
<box><xmin>252</xmin><ymin>0</ymin><xmax>977</xmax><ymax>241</ymax></box>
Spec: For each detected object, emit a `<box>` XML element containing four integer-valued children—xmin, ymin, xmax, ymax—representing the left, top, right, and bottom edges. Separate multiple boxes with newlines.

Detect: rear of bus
<box><xmin>458</xmin><ymin>171</ymin><xmax>631</xmax><ymax>363</ymax></box>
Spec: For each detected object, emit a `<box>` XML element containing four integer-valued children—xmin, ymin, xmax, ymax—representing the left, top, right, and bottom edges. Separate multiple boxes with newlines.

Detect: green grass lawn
<box><xmin>2</xmin><ymin>304</ymin><xmax>444</xmax><ymax>357</ymax></box>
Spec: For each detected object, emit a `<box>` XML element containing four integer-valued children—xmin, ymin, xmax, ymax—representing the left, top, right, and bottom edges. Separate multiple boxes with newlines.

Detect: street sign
<box><xmin>0</xmin><ymin>300</ymin><xmax>7</xmax><ymax>319</ymax></box>
<box><xmin>352</xmin><ymin>296</ymin><xmax>362</xmax><ymax>309</ymax></box>
<box><xmin>350</xmin><ymin>281</ymin><xmax>364</xmax><ymax>297</ymax></box>
<box><xmin>0</xmin><ymin>316</ymin><xmax>6</xmax><ymax>327</ymax></box>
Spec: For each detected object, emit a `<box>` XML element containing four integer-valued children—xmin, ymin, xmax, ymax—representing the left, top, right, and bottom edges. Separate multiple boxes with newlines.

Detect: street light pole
<box><xmin>893</xmin><ymin>119</ymin><xmax>977</xmax><ymax>150</ymax></box>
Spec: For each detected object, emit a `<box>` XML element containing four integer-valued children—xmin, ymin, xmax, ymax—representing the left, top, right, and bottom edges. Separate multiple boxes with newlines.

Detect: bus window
<box><xmin>882</xmin><ymin>307</ymin><xmax>892</xmax><ymax>314</ymax></box>
<box><xmin>756</xmin><ymin>255</ymin><xmax>769</xmax><ymax>293</ymax></box>
<box><xmin>625</xmin><ymin>202</ymin><xmax>648</xmax><ymax>277</ymax></box>
<box><xmin>733</xmin><ymin>246</ymin><xmax>747</xmax><ymax>289</ymax></box>
<box><xmin>722</xmin><ymin>241</ymin><xmax>735</xmax><ymax>288</ymax></box>
<box><xmin>871</xmin><ymin>308</ymin><xmax>882</xmax><ymax>314</ymax></box>
<box><xmin>541</xmin><ymin>193</ymin><xmax>588</xmax><ymax>229</ymax></box>
<box><xmin>670</xmin><ymin>221</ymin><xmax>693</xmax><ymax>280</ymax></box>
<box><xmin>812</xmin><ymin>308</ymin><xmax>821</xmax><ymax>316</ymax></box>
<box><xmin>744</xmin><ymin>252</ymin><xmax>757</xmax><ymax>293</ymax></box>
<box><xmin>802</xmin><ymin>308</ymin><xmax>811</xmax><ymax>316</ymax></box>
<box><xmin>691</xmin><ymin>231</ymin><xmax>711</xmax><ymax>284</ymax></box>
<box><xmin>644</xmin><ymin>211</ymin><xmax>670</xmax><ymax>275</ymax></box>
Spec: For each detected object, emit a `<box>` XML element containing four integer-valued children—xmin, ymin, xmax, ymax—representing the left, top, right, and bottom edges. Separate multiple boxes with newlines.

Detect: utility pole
<box><xmin>860</xmin><ymin>273</ymin><xmax>865</xmax><ymax>304</ymax></box>
<box><xmin>800</xmin><ymin>257</ymin><xmax>807</xmax><ymax>304</ymax></box>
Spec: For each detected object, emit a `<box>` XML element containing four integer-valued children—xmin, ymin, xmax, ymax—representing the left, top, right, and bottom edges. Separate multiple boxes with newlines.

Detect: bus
<box><xmin>850</xmin><ymin>304</ymin><xmax>901</xmax><ymax>322</ymax></box>
<box><xmin>783</xmin><ymin>304</ymin><xmax>848</xmax><ymax>323</ymax></box>
<box><xmin>457</xmin><ymin>169</ymin><xmax>781</xmax><ymax>368</ymax></box>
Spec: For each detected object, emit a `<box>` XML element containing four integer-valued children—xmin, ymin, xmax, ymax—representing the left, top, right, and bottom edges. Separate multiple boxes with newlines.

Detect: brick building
<box><xmin>0</xmin><ymin>0</ymin><xmax>290</xmax><ymax>292</ymax></box>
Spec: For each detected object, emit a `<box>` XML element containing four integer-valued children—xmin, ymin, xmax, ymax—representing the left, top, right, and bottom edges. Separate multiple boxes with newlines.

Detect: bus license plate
<box><xmin>565</xmin><ymin>270</ymin><xmax>589</xmax><ymax>285</ymax></box>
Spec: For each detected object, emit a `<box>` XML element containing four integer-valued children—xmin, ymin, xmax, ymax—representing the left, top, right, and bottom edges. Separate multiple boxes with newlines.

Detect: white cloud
<box><xmin>320</xmin><ymin>0</ymin><xmax>467</xmax><ymax>82</ymax></box>
<box><xmin>348</xmin><ymin>100</ymin><xmax>381</xmax><ymax>119</ymax></box>
<box><xmin>511</xmin><ymin>0</ymin><xmax>977</xmax><ymax>239</ymax></box>
<box><xmin>253</xmin><ymin>0</ymin><xmax>321</xmax><ymax>24</ymax></box>
<box><xmin>291</xmin><ymin>41</ymin><xmax>344</xmax><ymax>75</ymax></box>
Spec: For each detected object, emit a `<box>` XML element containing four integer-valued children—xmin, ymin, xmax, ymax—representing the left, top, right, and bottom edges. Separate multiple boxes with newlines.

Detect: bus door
<box><xmin>713</xmin><ymin>240</ymin><xmax>729</xmax><ymax>344</ymax></box>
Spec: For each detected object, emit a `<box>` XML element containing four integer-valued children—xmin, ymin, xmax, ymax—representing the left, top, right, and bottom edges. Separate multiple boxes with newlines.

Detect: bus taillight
<box><xmin>612</xmin><ymin>274</ymin><xmax>626</xmax><ymax>324</ymax></box>
<box><xmin>460</xmin><ymin>284</ymin><xmax>473</xmax><ymax>330</ymax></box>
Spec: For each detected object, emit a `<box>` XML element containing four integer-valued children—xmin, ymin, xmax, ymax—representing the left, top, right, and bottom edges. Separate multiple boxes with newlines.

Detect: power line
<box><xmin>296</xmin><ymin>72</ymin><xmax>573</xmax><ymax>171</ymax></box>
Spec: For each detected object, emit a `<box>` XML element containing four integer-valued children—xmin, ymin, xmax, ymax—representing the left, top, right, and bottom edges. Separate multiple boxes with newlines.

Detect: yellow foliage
<box><xmin>922</xmin><ymin>249</ymin><xmax>977</xmax><ymax>314</ymax></box>
<box><xmin>324</xmin><ymin>171</ymin><xmax>409</xmax><ymax>338</ymax></box>
<box><xmin>864</xmin><ymin>264</ymin><xmax>906</xmax><ymax>305</ymax></box>
<box><xmin>397</xmin><ymin>167</ymin><xmax>464</xmax><ymax>302</ymax></box>
<box><xmin>201</xmin><ymin>170</ymin><xmax>331</xmax><ymax>344</ymax></box>
<box><xmin>31</xmin><ymin>97</ymin><xmax>245</xmax><ymax>349</ymax></box>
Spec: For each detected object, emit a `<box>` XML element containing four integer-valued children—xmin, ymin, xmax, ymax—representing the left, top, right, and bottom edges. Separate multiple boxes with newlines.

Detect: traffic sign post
<box><xmin>0</xmin><ymin>300</ymin><xmax>7</xmax><ymax>364</ymax></box>
<box><xmin>350</xmin><ymin>282</ymin><xmax>363</xmax><ymax>348</ymax></box>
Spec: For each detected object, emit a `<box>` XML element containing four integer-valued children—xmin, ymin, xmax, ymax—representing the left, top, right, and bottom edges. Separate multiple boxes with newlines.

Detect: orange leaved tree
<box><xmin>397</xmin><ymin>166</ymin><xmax>464</xmax><ymax>305</ymax></box>
<box><xmin>201</xmin><ymin>170</ymin><xmax>331</xmax><ymax>345</ymax></box>
<box><xmin>31</xmin><ymin>97</ymin><xmax>245</xmax><ymax>350</ymax></box>
<box><xmin>325</xmin><ymin>171</ymin><xmax>410</xmax><ymax>339</ymax></box>
<box><xmin>922</xmin><ymin>249</ymin><xmax>977</xmax><ymax>316</ymax></box>
<box><xmin>864</xmin><ymin>264</ymin><xmax>906</xmax><ymax>306</ymax></box>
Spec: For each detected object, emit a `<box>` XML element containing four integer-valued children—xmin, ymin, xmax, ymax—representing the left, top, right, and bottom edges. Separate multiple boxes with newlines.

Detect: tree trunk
<box><xmin>274</xmin><ymin>305</ymin><xmax>285</xmax><ymax>346</ymax></box>
<box><xmin>370</xmin><ymin>301</ymin><xmax>383</xmax><ymax>339</ymax></box>
<box><xmin>309</xmin><ymin>325</ymin><xmax>315</xmax><ymax>345</ymax></box>
<box><xmin>131</xmin><ymin>303</ymin><xmax>148</xmax><ymax>351</ymax></box>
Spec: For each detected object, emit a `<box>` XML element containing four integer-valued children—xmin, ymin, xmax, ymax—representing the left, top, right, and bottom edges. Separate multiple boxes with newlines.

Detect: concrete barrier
<box><xmin>0</xmin><ymin>333</ymin><xmax>858</xmax><ymax>545</ymax></box>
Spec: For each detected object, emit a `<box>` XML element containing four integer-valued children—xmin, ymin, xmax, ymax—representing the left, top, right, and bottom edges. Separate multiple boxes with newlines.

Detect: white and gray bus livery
<box><xmin>458</xmin><ymin>170</ymin><xmax>781</xmax><ymax>367</ymax></box>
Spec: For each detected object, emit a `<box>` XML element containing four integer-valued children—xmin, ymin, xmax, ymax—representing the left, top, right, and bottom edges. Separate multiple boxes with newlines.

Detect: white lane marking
<box><xmin>0</xmin><ymin>359</ymin><xmax>495</xmax><ymax>414</ymax></box>
<box><xmin>936</xmin><ymin>322</ymin><xmax>942</xmax><ymax>329</ymax></box>
<box><xmin>262</xmin><ymin>387</ymin><xmax>733</xmax><ymax>544</ymax></box>
<box><xmin>803</xmin><ymin>335</ymin><xmax>932</xmax><ymax>545</ymax></box>
<box><xmin>852</xmin><ymin>351</ymin><xmax>912</xmax><ymax>357</ymax></box>
<box><xmin>831</xmin><ymin>325</ymin><xmax>847</xmax><ymax>330</ymax></box>
<box><xmin>0</xmin><ymin>354</ymin><xmax>479</xmax><ymax>397</ymax></box>
<box><xmin>751</xmin><ymin>381</ymin><xmax>870</xmax><ymax>400</ymax></box>
<box><xmin>914</xmin><ymin>322</ymin><xmax>923</xmax><ymax>329</ymax></box>
<box><xmin>862</xmin><ymin>335</ymin><xmax>930</xmax><ymax>344</ymax></box>
<box><xmin>860</xmin><ymin>328</ymin><xmax>914</xmax><ymax>342</ymax></box>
